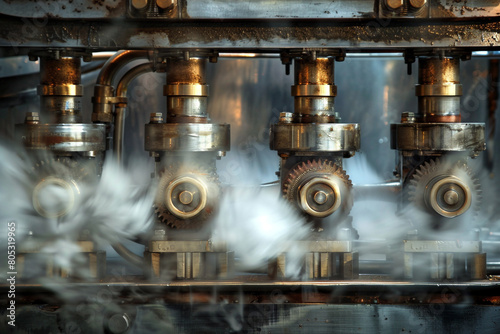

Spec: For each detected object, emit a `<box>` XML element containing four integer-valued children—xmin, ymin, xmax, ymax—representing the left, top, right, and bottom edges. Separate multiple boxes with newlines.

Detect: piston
<box><xmin>38</xmin><ymin>56</ymin><xmax>83</xmax><ymax>124</ymax></box>
<box><xmin>416</xmin><ymin>57</ymin><xmax>462</xmax><ymax>123</ymax></box>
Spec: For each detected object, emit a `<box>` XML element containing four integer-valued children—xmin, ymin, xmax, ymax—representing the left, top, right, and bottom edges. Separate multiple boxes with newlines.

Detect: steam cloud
<box><xmin>0</xmin><ymin>143</ymin><xmax>155</xmax><ymax>279</ymax></box>
<box><xmin>212</xmin><ymin>186</ymin><xmax>310</xmax><ymax>279</ymax></box>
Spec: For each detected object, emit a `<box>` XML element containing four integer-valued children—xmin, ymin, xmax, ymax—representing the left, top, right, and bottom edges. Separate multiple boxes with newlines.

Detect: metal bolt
<box><xmin>157</xmin><ymin>0</ymin><xmax>175</xmax><ymax>9</ymax></box>
<box><xmin>443</xmin><ymin>189</ymin><xmax>459</xmax><ymax>206</ymax></box>
<box><xmin>409</xmin><ymin>0</ymin><xmax>426</xmax><ymax>8</ymax></box>
<box><xmin>179</xmin><ymin>191</ymin><xmax>194</xmax><ymax>205</ymax></box>
<box><xmin>279</xmin><ymin>112</ymin><xmax>293</xmax><ymax>123</ymax></box>
<box><xmin>385</xmin><ymin>0</ymin><xmax>403</xmax><ymax>10</ymax></box>
<box><xmin>150</xmin><ymin>112</ymin><xmax>163</xmax><ymax>123</ymax></box>
<box><xmin>25</xmin><ymin>112</ymin><xmax>40</xmax><ymax>124</ymax></box>
<box><xmin>401</xmin><ymin>111</ymin><xmax>415</xmax><ymax>123</ymax></box>
<box><xmin>313</xmin><ymin>191</ymin><xmax>328</xmax><ymax>205</ymax></box>
<box><xmin>131</xmin><ymin>0</ymin><xmax>148</xmax><ymax>9</ymax></box>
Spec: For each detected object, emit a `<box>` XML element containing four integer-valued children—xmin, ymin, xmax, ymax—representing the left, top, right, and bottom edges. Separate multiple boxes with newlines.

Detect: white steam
<box><xmin>0</xmin><ymin>143</ymin><xmax>155</xmax><ymax>279</ymax></box>
<box><xmin>212</xmin><ymin>186</ymin><xmax>309</xmax><ymax>279</ymax></box>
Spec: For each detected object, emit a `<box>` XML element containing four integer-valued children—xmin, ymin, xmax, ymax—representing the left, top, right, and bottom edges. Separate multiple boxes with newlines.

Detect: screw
<box><xmin>150</xmin><ymin>112</ymin><xmax>164</xmax><ymax>123</ymax></box>
<box><xmin>401</xmin><ymin>112</ymin><xmax>415</xmax><ymax>123</ymax></box>
<box><xmin>179</xmin><ymin>191</ymin><xmax>194</xmax><ymax>205</ymax></box>
<box><xmin>409</xmin><ymin>0</ymin><xmax>426</xmax><ymax>9</ymax></box>
<box><xmin>279</xmin><ymin>112</ymin><xmax>293</xmax><ymax>123</ymax></box>
<box><xmin>157</xmin><ymin>0</ymin><xmax>175</xmax><ymax>10</ymax></box>
<box><xmin>131</xmin><ymin>0</ymin><xmax>148</xmax><ymax>10</ymax></box>
<box><xmin>385</xmin><ymin>0</ymin><xmax>403</xmax><ymax>10</ymax></box>
<box><xmin>443</xmin><ymin>190</ymin><xmax>459</xmax><ymax>206</ymax></box>
<box><xmin>313</xmin><ymin>191</ymin><xmax>328</xmax><ymax>205</ymax></box>
<box><xmin>25</xmin><ymin>112</ymin><xmax>40</xmax><ymax>124</ymax></box>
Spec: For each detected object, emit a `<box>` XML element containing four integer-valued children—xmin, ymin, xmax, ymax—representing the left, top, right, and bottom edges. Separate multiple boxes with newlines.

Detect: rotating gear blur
<box><xmin>407</xmin><ymin>158</ymin><xmax>481</xmax><ymax>223</ymax></box>
<box><xmin>29</xmin><ymin>157</ymin><xmax>95</xmax><ymax>219</ymax></box>
<box><xmin>155</xmin><ymin>163</ymin><xmax>220</xmax><ymax>229</ymax></box>
<box><xmin>283</xmin><ymin>159</ymin><xmax>353</xmax><ymax>220</ymax></box>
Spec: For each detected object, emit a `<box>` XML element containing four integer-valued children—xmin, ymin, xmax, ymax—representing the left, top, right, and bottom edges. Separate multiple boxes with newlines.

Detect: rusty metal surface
<box><xmin>270</xmin><ymin>123</ymin><xmax>360</xmax><ymax>153</ymax></box>
<box><xmin>3</xmin><ymin>276</ymin><xmax>500</xmax><ymax>305</ymax></box>
<box><xmin>2</xmin><ymin>277</ymin><xmax>500</xmax><ymax>332</ymax></box>
<box><xmin>15</xmin><ymin>123</ymin><xmax>107</xmax><ymax>151</ymax></box>
<box><xmin>1</xmin><ymin>17</ymin><xmax>500</xmax><ymax>51</ymax></box>
<box><xmin>390</xmin><ymin>122</ymin><xmax>486</xmax><ymax>152</ymax></box>
<box><xmin>0</xmin><ymin>0</ymin><xmax>497</xmax><ymax>20</ymax></box>
<box><xmin>144</xmin><ymin>123</ymin><xmax>230</xmax><ymax>152</ymax></box>
<box><xmin>0</xmin><ymin>0</ymin><xmax>126</xmax><ymax>19</ymax></box>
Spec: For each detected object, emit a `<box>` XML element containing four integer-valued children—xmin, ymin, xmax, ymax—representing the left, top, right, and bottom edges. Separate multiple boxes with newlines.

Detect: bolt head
<box><xmin>409</xmin><ymin>0</ymin><xmax>426</xmax><ymax>9</ymax></box>
<box><xmin>443</xmin><ymin>189</ymin><xmax>459</xmax><ymax>206</ymax></box>
<box><xmin>131</xmin><ymin>0</ymin><xmax>148</xmax><ymax>10</ymax></box>
<box><xmin>157</xmin><ymin>0</ymin><xmax>175</xmax><ymax>9</ymax></box>
<box><xmin>313</xmin><ymin>191</ymin><xmax>328</xmax><ymax>205</ymax></box>
<box><xmin>150</xmin><ymin>112</ymin><xmax>164</xmax><ymax>123</ymax></box>
<box><xmin>279</xmin><ymin>112</ymin><xmax>293</xmax><ymax>123</ymax></box>
<box><xmin>386</xmin><ymin>0</ymin><xmax>403</xmax><ymax>10</ymax></box>
<box><xmin>401</xmin><ymin>112</ymin><xmax>416</xmax><ymax>123</ymax></box>
<box><xmin>25</xmin><ymin>112</ymin><xmax>40</xmax><ymax>123</ymax></box>
<box><xmin>179</xmin><ymin>190</ymin><xmax>194</xmax><ymax>205</ymax></box>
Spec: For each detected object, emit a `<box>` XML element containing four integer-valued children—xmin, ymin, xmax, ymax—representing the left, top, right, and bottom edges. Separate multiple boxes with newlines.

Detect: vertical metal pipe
<box><xmin>292</xmin><ymin>57</ymin><xmax>337</xmax><ymax>123</ymax></box>
<box><xmin>165</xmin><ymin>58</ymin><xmax>209</xmax><ymax>123</ymax></box>
<box><xmin>114</xmin><ymin>62</ymin><xmax>154</xmax><ymax>164</ymax></box>
<box><xmin>416</xmin><ymin>57</ymin><xmax>462</xmax><ymax>123</ymax></box>
<box><xmin>39</xmin><ymin>56</ymin><xmax>83</xmax><ymax>123</ymax></box>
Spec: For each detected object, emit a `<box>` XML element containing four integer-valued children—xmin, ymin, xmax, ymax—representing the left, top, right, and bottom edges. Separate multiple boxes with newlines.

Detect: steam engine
<box><xmin>1</xmin><ymin>1</ymin><xmax>500</xmax><ymax>333</ymax></box>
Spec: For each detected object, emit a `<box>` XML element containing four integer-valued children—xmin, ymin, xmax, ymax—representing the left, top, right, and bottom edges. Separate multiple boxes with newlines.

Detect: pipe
<box><xmin>114</xmin><ymin>62</ymin><xmax>154</xmax><ymax>163</ymax></box>
<box><xmin>107</xmin><ymin>63</ymin><xmax>156</xmax><ymax>267</ymax></box>
<box><xmin>111</xmin><ymin>243</ymin><xmax>144</xmax><ymax>268</ymax></box>
<box><xmin>96</xmin><ymin>50</ymin><xmax>150</xmax><ymax>86</ymax></box>
<box><xmin>92</xmin><ymin>50</ymin><xmax>151</xmax><ymax>123</ymax></box>
<box><xmin>353</xmin><ymin>181</ymin><xmax>401</xmax><ymax>202</ymax></box>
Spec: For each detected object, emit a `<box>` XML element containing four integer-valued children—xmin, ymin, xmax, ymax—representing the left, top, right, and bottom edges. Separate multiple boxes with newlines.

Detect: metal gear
<box><xmin>155</xmin><ymin>163</ymin><xmax>220</xmax><ymax>229</ymax></box>
<box><xmin>29</xmin><ymin>157</ymin><xmax>94</xmax><ymax>219</ymax></box>
<box><xmin>407</xmin><ymin>158</ymin><xmax>481</xmax><ymax>223</ymax></box>
<box><xmin>283</xmin><ymin>159</ymin><xmax>353</xmax><ymax>220</ymax></box>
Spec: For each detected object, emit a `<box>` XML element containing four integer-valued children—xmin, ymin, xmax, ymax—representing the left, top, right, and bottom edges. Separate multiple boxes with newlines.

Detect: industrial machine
<box><xmin>1</xmin><ymin>1</ymin><xmax>500</xmax><ymax>333</ymax></box>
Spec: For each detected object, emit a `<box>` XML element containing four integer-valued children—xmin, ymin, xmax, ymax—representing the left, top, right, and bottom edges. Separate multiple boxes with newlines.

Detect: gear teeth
<box><xmin>405</xmin><ymin>157</ymin><xmax>481</xmax><ymax>224</ymax></box>
<box><xmin>282</xmin><ymin>158</ymin><xmax>353</xmax><ymax>218</ymax></box>
<box><xmin>155</xmin><ymin>162</ymin><xmax>219</xmax><ymax>229</ymax></box>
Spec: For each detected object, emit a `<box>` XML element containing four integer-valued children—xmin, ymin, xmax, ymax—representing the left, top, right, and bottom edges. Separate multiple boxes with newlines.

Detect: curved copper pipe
<box><xmin>93</xmin><ymin>50</ymin><xmax>152</xmax><ymax>123</ymax></box>
<box><xmin>114</xmin><ymin>62</ymin><xmax>155</xmax><ymax>164</ymax></box>
<box><xmin>96</xmin><ymin>50</ymin><xmax>151</xmax><ymax>86</ymax></box>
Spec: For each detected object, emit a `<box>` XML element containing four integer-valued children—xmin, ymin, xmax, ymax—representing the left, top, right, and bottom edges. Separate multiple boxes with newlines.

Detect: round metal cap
<box><xmin>299</xmin><ymin>176</ymin><xmax>341</xmax><ymax>218</ymax></box>
<box><xmin>32</xmin><ymin>177</ymin><xmax>78</xmax><ymax>218</ymax></box>
<box><xmin>426</xmin><ymin>176</ymin><xmax>472</xmax><ymax>218</ymax></box>
<box><xmin>165</xmin><ymin>176</ymin><xmax>208</xmax><ymax>219</ymax></box>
